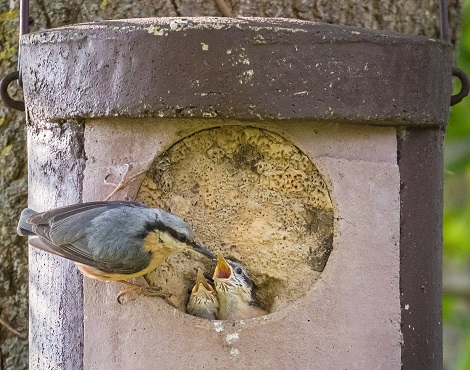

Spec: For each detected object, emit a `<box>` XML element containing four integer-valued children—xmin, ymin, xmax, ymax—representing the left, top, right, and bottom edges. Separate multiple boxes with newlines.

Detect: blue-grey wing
<box><xmin>22</xmin><ymin>201</ymin><xmax>153</xmax><ymax>274</ymax></box>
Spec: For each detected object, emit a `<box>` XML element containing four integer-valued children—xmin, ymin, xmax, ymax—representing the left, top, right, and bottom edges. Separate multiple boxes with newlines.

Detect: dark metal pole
<box><xmin>18</xmin><ymin>0</ymin><xmax>30</xmax><ymax>88</ymax></box>
<box><xmin>20</xmin><ymin>0</ymin><xmax>30</xmax><ymax>38</ymax></box>
<box><xmin>439</xmin><ymin>0</ymin><xmax>450</xmax><ymax>42</ymax></box>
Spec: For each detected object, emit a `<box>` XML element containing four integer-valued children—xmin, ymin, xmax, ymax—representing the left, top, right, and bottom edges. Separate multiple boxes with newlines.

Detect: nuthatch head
<box><xmin>186</xmin><ymin>268</ymin><xmax>219</xmax><ymax>320</ymax></box>
<box><xmin>213</xmin><ymin>252</ymin><xmax>267</xmax><ymax>320</ymax></box>
<box><xmin>17</xmin><ymin>201</ymin><xmax>215</xmax><ymax>282</ymax></box>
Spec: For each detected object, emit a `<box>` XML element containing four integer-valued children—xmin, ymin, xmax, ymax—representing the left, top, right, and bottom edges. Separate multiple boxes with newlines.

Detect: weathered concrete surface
<box><xmin>398</xmin><ymin>128</ymin><xmax>444</xmax><ymax>369</ymax></box>
<box><xmin>82</xmin><ymin>118</ymin><xmax>400</xmax><ymax>370</ymax></box>
<box><xmin>20</xmin><ymin>17</ymin><xmax>453</xmax><ymax>127</ymax></box>
<box><xmin>27</xmin><ymin>120</ymin><xmax>85</xmax><ymax>369</ymax></box>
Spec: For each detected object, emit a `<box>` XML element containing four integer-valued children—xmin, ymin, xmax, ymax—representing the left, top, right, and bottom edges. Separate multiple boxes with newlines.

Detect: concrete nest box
<box><xmin>22</xmin><ymin>17</ymin><xmax>451</xmax><ymax>370</ymax></box>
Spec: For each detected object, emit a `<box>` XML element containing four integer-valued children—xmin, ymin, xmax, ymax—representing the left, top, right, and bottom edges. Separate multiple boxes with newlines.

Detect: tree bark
<box><xmin>0</xmin><ymin>0</ymin><xmax>462</xmax><ymax>368</ymax></box>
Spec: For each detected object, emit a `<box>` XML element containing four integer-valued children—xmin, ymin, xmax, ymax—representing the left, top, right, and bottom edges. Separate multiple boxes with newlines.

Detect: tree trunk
<box><xmin>0</xmin><ymin>0</ymin><xmax>462</xmax><ymax>368</ymax></box>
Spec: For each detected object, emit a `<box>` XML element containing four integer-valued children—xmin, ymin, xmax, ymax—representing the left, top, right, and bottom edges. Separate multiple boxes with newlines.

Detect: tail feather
<box><xmin>17</xmin><ymin>208</ymin><xmax>39</xmax><ymax>236</ymax></box>
<box><xmin>18</xmin><ymin>209</ymin><xmax>93</xmax><ymax>265</ymax></box>
<box><xmin>28</xmin><ymin>236</ymin><xmax>75</xmax><ymax>261</ymax></box>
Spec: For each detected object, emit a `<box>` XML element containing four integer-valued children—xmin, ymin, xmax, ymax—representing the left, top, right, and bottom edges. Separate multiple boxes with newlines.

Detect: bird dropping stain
<box><xmin>225</xmin><ymin>332</ymin><xmax>239</xmax><ymax>345</ymax></box>
<box><xmin>229</xmin><ymin>348</ymin><xmax>240</xmax><ymax>359</ymax></box>
<box><xmin>213</xmin><ymin>321</ymin><xmax>224</xmax><ymax>332</ymax></box>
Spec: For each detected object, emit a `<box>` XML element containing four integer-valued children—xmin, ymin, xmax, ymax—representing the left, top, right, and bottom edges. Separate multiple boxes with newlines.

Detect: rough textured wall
<box><xmin>27</xmin><ymin>119</ymin><xmax>86</xmax><ymax>370</ymax></box>
<box><xmin>0</xmin><ymin>11</ymin><xmax>28</xmax><ymax>370</ymax></box>
<box><xmin>137</xmin><ymin>126</ymin><xmax>333</xmax><ymax>313</ymax></box>
<box><xmin>0</xmin><ymin>0</ymin><xmax>462</xmax><ymax>368</ymax></box>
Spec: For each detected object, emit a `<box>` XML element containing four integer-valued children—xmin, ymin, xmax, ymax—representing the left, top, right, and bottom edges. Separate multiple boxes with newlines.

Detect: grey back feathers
<box><xmin>17</xmin><ymin>201</ymin><xmax>196</xmax><ymax>275</ymax></box>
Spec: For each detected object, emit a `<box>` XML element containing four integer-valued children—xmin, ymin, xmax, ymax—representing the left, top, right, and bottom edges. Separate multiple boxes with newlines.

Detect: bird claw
<box><xmin>117</xmin><ymin>287</ymin><xmax>137</xmax><ymax>304</ymax></box>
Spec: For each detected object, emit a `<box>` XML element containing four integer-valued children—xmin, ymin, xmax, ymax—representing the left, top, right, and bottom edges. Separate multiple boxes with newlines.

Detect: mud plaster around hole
<box><xmin>136</xmin><ymin>126</ymin><xmax>334</xmax><ymax>314</ymax></box>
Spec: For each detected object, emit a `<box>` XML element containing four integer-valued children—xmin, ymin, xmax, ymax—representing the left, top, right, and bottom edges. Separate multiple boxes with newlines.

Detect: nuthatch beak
<box><xmin>187</xmin><ymin>241</ymin><xmax>217</xmax><ymax>260</ymax></box>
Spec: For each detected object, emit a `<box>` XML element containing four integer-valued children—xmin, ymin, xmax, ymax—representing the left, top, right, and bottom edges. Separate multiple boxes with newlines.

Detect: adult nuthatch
<box><xmin>17</xmin><ymin>201</ymin><xmax>215</xmax><ymax>299</ymax></box>
<box><xmin>186</xmin><ymin>268</ymin><xmax>219</xmax><ymax>320</ymax></box>
<box><xmin>213</xmin><ymin>253</ymin><xmax>267</xmax><ymax>320</ymax></box>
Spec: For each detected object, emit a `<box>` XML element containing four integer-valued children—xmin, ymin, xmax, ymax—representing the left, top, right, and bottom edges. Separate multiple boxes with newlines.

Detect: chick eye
<box><xmin>235</xmin><ymin>267</ymin><xmax>243</xmax><ymax>275</ymax></box>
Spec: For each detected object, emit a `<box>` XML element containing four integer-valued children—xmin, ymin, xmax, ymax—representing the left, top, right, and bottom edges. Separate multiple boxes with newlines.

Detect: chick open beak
<box><xmin>213</xmin><ymin>252</ymin><xmax>233</xmax><ymax>280</ymax></box>
<box><xmin>192</xmin><ymin>268</ymin><xmax>214</xmax><ymax>294</ymax></box>
<box><xmin>189</xmin><ymin>241</ymin><xmax>216</xmax><ymax>260</ymax></box>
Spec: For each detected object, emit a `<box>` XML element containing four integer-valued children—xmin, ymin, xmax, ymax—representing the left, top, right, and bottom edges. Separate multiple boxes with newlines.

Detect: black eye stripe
<box><xmin>140</xmin><ymin>219</ymin><xmax>189</xmax><ymax>243</ymax></box>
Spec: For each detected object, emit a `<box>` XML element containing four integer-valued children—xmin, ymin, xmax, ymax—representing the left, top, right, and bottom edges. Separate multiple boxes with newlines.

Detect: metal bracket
<box><xmin>0</xmin><ymin>71</ymin><xmax>25</xmax><ymax>111</ymax></box>
<box><xmin>440</xmin><ymin>0</ymin><xmax>469</xmax><ymax>106</ymax></box>
<box><xmin>451</xmin><ymin>67</ymin><xmax>470</xmax><ymax>106</ymax></box>
<box><xmin>0</xmin><ymin>0</ymin><xmax>28</xmax><ymax>111</ymax></box>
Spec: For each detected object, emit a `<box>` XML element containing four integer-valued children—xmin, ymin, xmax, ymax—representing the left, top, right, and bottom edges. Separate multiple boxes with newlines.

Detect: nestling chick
<box><xmin>213</xmin><ymin>253</ymin><xmax>267</xmax><ymax>320</ymax></box>
<box><xmin>17</xmin><ymin>201</ymin><xmax>215</xmax><ymax>300</ymax></box>
<box><xmin>186</xmin><ymin>268</ymin><xmax>219</xmax><ymax>320</ymax></box>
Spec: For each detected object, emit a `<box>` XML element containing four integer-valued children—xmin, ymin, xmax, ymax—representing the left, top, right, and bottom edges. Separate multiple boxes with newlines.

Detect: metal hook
<box><xmin>451</xmin><ymin>68</ymin><xmax>470</xmax><ymax>106</ymax></box>
<box><xmin>439</xmin><ymin>0</ymin><xmax>469</xmax><ymax>106</ymax></box>
<box><xmin>0</xmin><ymin>71</ymin><xmax>25</xmax><ymax>111</ymax></box>
<box><xmin>0</xmin><ymin>0</ymin><xmax>28</xmax><ymax>111</ymax></box>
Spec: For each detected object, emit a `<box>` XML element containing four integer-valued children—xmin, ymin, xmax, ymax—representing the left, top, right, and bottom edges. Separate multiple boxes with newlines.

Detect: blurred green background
<box><xmin>444</xmin><ymin>0</ymin><xmax>470</xmax><ymax>368</ymax></box>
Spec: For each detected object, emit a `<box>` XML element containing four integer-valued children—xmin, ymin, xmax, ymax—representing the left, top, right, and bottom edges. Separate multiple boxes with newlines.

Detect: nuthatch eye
<box><xmin>213</xmin><ymin>252</ymin><xmax>267</xmax><ymax>320</ymax></box>
<box><xmin>17</xmin><ymin>201</ymin><xmax>215</xmax><ymax>300</ymax></box>
<box><xmin>186</xmin><ymin>268</ymin><xmax>219</xmax><ymax>320</ymax></box>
